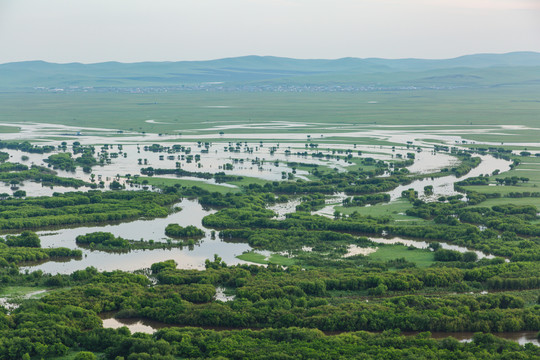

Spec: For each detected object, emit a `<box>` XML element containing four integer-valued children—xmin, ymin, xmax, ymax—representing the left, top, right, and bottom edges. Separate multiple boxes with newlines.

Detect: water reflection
<box><xmin>99</xmin><ymin>314</ymin><xmax>540</xmax><ymax>346</ymax></box>
<box><xmin>313</xmin><ymin>192</ymin><xmax>348</xmax><ymax>217</ymax></box>
<box><xmin>367</xmin><ymin>236</ymin><xmax>495</xmax><ymax>260</ymax></box>
<box><xmin>387</xmin><ymin>155</ymin><xmax>511</xmax><ymax>201</ymax></box>
<box><xmin>0</xmin><ymin>124</ymin><xmax>512</xmax><ymax>201</ymax></box>
<box><xmin>0</xmin><ymin>289</ymin><xmax>48</xmax><ymax>312</ymax></box>
<box><xmin>101</xmin><ymin>316</ymin><xmax>172</xmax><ymax>334</ymax></box>
<box><xmin>425</xmin><ymin>331</ymin><xmax>540</xmax><ymax>347</ymax></box>
<box><xmin>267</xmin><ymin>197</ymin><xmax>302</xmax><ymax>220</ymax></box>
<box><xmin>20</xmin><ymin>198</ymin><xmax>252</xmax><ymax>274</ymax></box>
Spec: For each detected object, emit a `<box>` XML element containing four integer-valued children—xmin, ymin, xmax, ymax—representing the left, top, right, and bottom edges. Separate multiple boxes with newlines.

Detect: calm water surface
<box><xmin>20</xmin><ymin>198</ymin><xmax>252</xmax><ymax>274</ymax></box>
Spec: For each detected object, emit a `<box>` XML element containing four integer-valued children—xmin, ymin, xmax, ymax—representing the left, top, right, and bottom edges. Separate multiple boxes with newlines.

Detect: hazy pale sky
<box><xmin>1</xmin><ymin>0</ymin><xmax>539</xmax><ymax>63</ymax></box>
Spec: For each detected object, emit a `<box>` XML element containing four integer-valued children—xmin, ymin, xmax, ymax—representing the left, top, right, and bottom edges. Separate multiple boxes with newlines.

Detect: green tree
<box><xmin>74</xmin><ymin>352</ymin><xmax>97</xmax><ymax>360</ymax></box>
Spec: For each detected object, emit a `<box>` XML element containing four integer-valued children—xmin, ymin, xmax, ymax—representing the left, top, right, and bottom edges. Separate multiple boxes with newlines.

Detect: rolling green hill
<box><xmin>1</xmin><ymin>52</ymin><xmax>539</xmax><ymax>90</ymax></box>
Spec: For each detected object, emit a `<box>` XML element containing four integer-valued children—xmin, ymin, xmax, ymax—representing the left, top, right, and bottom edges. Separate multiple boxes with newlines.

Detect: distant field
<box><xmin>0</xmin><ymin>86</ymin><xmax>539</xmax><ymax>144</ymax></box>
<box><xmin>237</xmin><ymin>252</ymin><xmax>296</xmax><ymax>266</ymax></box>
<box><xmin>0</xmin><ymin>125</ymin><xmax>20</xmax><ymax>134</ymax></box>
<box><xmin>465</xmin><ymin>144</ymin><xmax>540</xmax><ymax>151</ymax></box>
<box><xmin>135</xmin><ymin>176</ymin><xmax>240</xmax><ymax>194</ymax></box>
<box><xmin>336</xmin><ymin>199</ymin><xmax>419</xmax><ymax>221</ymax></box>
<box><xmin>228</xmin><ymin>176</ymin><xmax>272</xmax><ymax>187</ymax></box>
<box><xmin>368</xmin><ymin>245</ymin><xmax>435</xmax><ymax>268</ymax></box>
<box><xmin>463</xmin><ymin>184</ymin><xmax>540</xmax><ymax>195</ymax></box>
<box><xmin>471</xmin><ymin>197</ymin><xmax>540</xmax><ymax>208</ymax></box>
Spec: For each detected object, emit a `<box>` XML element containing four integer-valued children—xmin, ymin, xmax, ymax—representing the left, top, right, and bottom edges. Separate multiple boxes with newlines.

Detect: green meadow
<box><xmin>134</xmin><ymin>176</ymin><xmax>240</xmax><ymax>194</ymax></box>
<box><xmin>0</xmin><ymin>86</ymin><xmax>539</xmax><ymax>143</ymax></box>
<box><xmin>237</xmin><ymin>252</ymin><xmax>296</xmax><ymax>266</ymax></box>
<box><xmin>368</xmin><ymin>245</ymin><xmax>435</xmax><ymax>268</ymax></box>
<box><xmin>336</xmin><ymin>199</ymin><xmax>419</xmax><ymax>221</ymax></box>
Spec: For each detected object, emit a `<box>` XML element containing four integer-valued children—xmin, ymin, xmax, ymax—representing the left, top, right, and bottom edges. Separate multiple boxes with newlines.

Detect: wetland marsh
<box><xmin>0</xmin><ymin>85</ymin><xmax>539</xmax><ymax>359</ymax></box>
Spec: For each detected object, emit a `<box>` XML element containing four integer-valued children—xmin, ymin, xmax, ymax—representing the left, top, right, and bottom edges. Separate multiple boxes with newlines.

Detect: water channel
<box><xmin>15</xmin><ymin>148</ymin><xmax>510</xmax><ymax>274</ymax></box>
<box><xmin>19</xmin><ymin>198</ymin><xmax>252</xmax><ymax>274</ymax></box>
<box><xmin>99</xmin><ymin>314</ymin><xmax>539</xmax><ymax>346</ymax></box>
<box><xmin>0</xmin><ymin>122</ymin><xmax>485</xmax><ymax>197</ymax></box>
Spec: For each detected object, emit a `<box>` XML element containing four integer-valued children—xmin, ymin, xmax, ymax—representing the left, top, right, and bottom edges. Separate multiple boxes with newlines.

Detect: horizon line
<box><xmin>1</xmin><ymin>50</ymin><xmax>539</xmax><ymax>66</ymax></box>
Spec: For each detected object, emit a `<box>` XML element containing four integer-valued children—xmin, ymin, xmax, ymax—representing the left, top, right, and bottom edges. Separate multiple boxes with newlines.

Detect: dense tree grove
<box><xmin>44</xmin><ymin>152</ymin><xmax>98</xmax><ymax>172</ymax></box>
<box><xmin>0</xmin><ymin>190</ymin><xmax>179</xmax><ymax>230</ymax></box>
<box><xmin>0</xmin><ymin>151</ymin><xmax>9</xmax><ymax>163</ymax></box>
<box><xmin>76</xmin><ymin>232</ymin><xmax>129</xmax><ymax>249</ymax></box>
<box><xmin>0</xmin><ymin>260</ymin><xmax>537</xmax><ymax>359</ymax></box>
<box><xmin>0</xmin><ymin>245</ymin><xmax>81</xmax><ymax>266</ymax></box>
<box><xmin>0</xmin><ymin>162</ymin><xmax>91</xmax><ymax>190</ymax></box>
<box><xmin>4</xmin><ymin>231</ymin><xmax>41</xmax><ymax>248</ymax></box>
<box><xmin>139</xmin><ymin>167</ymin><xmax>243</xmax><ymax>184</ymax></box>
<box><xmin>165</xmin><ymin>224</ymin><xmax>205</xmax><ymax>238</ymax></box>
<box><xmin>0</xmin><ymin>141</ymin><xmax>55</xmax><ymax>154</ymax></box>
<box><xmin>1</xmin><ymin>311</ymin><xmax>538</xmax><ymax>359</ymax></box>
<box><xmin>342</xmin><ymin>193</ymin><xmax>390</xmax><ymax>207</ymax></box>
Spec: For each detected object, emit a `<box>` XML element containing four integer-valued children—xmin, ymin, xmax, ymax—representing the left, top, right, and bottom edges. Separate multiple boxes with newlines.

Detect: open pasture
<box><xmin>0</xmin><ymin>86</ymin><xmax>539</xmax><ymax>145</ymax></box>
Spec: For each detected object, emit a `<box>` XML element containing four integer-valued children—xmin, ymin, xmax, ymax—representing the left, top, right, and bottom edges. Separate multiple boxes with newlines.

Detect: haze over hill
<box><xmin>1</xmin><ymin>52</ymin><xmax>540</xmax><ymax>92</ymax></box>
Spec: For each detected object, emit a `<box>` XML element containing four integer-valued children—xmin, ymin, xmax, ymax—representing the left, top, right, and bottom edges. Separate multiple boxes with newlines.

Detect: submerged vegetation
<box><xmin>164</xmin><ymin>224</ymin><xmax>205</xmax><ymax>238</ymax></box>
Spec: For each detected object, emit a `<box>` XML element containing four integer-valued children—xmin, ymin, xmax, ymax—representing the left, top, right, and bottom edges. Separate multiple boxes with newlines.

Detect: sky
<box><xmin>1</xmin><ymin>0</ymin><xmax>539</xmax><ymax>64</ymax></box>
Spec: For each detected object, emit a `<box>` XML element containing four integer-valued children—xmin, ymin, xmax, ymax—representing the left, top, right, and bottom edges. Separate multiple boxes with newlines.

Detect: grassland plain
<box><xmin>1</xmin><ymin>86</ymin><xmax>539</xmax><ymax>142</ymax></box>
<box><xmin>0</xmin><ymin>125</ymin><xmax>19</xmax><ymax>133</ymax></box>
<box><xmin>133</xmin><ymin>176</ymin><xmax>240</xmax><ymax>194</ymax></box>
<box><xmin>367</xmin><ymin>244</ymin><xmax>435</xmax><ymax>268</ymax></box>
<box><xmin>134</xmin><ymin>175</ymin><xmax>273</xmax><ymax>193</ymax></box>
<box><xmin>236</xmin><ymin>251</ymin><xmax>296</xmax><ymax>266</ymax></box>
<box><xmin>335</xmin><ymin>199</ymin><xmax>421</xmax><ymax>221</ymax></box>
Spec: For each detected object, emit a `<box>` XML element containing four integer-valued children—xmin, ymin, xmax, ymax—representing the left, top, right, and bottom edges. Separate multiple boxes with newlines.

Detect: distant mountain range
<box><xmin>1</xmin><ymin>52</ymin><xmax>539</xmax><ymax>91</ymax></box>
